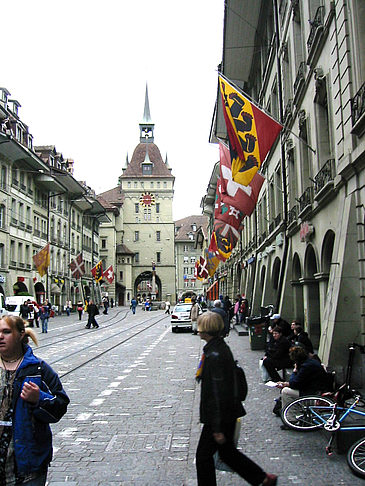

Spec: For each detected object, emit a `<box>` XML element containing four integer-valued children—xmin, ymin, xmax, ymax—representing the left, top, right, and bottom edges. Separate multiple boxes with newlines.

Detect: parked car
<box><xmin>171</xmin><ymin>302</ymin><xmax>202</xmax><ymax>332</ymax></box>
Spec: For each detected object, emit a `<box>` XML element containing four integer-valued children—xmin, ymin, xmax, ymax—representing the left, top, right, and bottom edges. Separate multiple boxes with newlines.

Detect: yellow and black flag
<box><xmin>91</xmin><ymin>261</ymin><xmax>103</xmax><ymax>282</ymax></box>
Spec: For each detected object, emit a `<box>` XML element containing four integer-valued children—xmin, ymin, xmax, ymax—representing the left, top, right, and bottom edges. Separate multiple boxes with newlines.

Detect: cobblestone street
<box><xmin>42</xmin><ymin>308</ymin><xmax>362</xmax><ymax>485</ymax></box>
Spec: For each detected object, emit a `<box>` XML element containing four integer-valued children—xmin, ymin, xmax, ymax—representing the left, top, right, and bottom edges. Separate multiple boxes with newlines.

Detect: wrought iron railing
<box><xmin>307</xmin><ymin>6</ymin><xmax>325</xmax><ymax>51</ymax></box>
<box><xmin>313</xmin><ymin>159</ymin><xmax>335</xmax><ymax>194</ymax></box>
<box><xmin>352</xmin><ymin>81</ymin><xmax>365</xmax><ymax>126</ymax></box>
<box><xmin>298</xmin><ymin>186</ymin><xmax>313</xmax><ymax>212</ymax></box>
<box><xmin>294</xmin><ymin>62</ymin><xmax>306</xmax><ymax>94</ymax></box>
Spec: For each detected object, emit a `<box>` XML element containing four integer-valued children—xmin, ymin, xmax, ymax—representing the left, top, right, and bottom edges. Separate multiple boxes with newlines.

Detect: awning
<box><xmin>50</xmin><ymin>283</ymin><xmax>61</xmax><ymax>295</ymax></box>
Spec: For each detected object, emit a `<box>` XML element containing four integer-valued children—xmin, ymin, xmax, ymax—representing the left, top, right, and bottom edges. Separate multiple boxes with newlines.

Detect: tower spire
<box><xmin>139</xmin><ymin>83</ymin><xmax>155</xmax><ymax>143</ymax></box>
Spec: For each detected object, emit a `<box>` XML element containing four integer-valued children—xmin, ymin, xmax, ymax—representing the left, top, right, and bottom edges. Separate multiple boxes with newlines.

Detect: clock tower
<box><xmin>117</xmin><ymin>85</ymin><xmax>176</xmax><ymax>303</ymax></box>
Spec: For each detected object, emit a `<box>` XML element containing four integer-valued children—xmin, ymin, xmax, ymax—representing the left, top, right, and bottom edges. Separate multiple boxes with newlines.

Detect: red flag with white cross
<box><xmin>103</xmin><ymin>265</ymin><xmax>114</xmax><ymax>284</ymax></box>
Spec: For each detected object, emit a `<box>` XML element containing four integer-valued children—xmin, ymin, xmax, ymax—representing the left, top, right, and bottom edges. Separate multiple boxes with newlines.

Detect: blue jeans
<box><xmin>20</xmin><ymin>470</ymin><xmax>48</xmax><ymax>485</ymax></box>
<box><xmin>41</xmin><ymin>318</ymin><xmax>48</xmax><ymax>333</ymax></box>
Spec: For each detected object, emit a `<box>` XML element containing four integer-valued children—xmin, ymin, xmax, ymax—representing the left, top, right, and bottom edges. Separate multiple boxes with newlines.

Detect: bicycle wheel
<box><xmin>348</xmin><ymin>437</ymin><xmax>365</xmax><ymax>478</ymax></box>
<box><xmin>281</xmin><ymin>395</ymin><xmax>334</xmax><ymax>431</ymax></box>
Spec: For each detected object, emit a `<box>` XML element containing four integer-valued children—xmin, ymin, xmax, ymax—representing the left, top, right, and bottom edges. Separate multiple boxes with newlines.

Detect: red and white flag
<box><xmin>103</xmin><ymin>265</ymin><xmax>114</xmax><ymax>284</ymax></box>
<box><xmin>69</xmin><ymin>253</ymin><xmax>85</xmax><ymax>279</ymax></box>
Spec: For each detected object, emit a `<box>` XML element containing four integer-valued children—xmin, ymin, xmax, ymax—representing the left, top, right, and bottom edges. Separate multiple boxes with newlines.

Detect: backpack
<box><xmin>234</xmin><ymin>361</ymin><xmax>248</xmax><ymax>401</ymax></box>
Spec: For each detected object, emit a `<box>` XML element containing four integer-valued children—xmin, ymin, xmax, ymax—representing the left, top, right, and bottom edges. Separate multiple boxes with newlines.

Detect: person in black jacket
<box><xmin>292</xmin><ymin>324</ymin><xmax>314</xmax><ymax>354</ymax></box>
<box><xmin>276</xmin><ymin>346</ymin><xmax>329</xmax><ymax>411</ymax></box>
<box><xmin>85</xmin><ymin>299</ymin><xmax>99</xmax><ymax>329</ymax></box>
<box><xmin>261</xmin><ymin>326</ymin><xmax>292</xmax><ymax>382</ymax></box>
<box><xmin>195</xmin><ymin>312</ymin><xmax>278</xmax><ymax>486</ymax></box>
<box><xmin>211</xmin><ymin>300</ymin><xmax>229</xmax><ymax>337</ymax></box>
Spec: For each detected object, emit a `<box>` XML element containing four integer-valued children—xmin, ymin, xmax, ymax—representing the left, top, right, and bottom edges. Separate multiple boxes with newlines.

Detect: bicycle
<box><xmin>280</xmin><ymin>343</ymin><xmax>365</xmax><ymax>478</ymax></box>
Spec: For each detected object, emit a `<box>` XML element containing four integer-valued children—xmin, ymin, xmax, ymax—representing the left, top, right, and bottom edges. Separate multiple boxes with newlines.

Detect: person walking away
<box><xmin>77</xmin><ymin>301</ymin><xmax>83</xmax><ymax>320</ymax></box>
<box><xmin>130</xmin><ymin>297</ymin><xmax>137</xmax><ymax>315</ymax></box>
<box><xmin>165</xmin><ymin>300</ymin><xmax>171</xmax><ymax>315</ymax></box>
<box><xmin>211</xmin><ymin>299</ymin><xmax>229</xmax><ymax>337</ymax></box>
<box><xmin>65</xmin><ymin>300</ymin><xmax>71</xmax><ymax>317</ymax></box>
<box><xmin>190</xmin><ymin>297</ymin><xmax>200</xmax><ymax>335</ymax></box>
<box><xmin>32</xmin><ymin>302</ymin><xmax>40</xmax><ymax>328</ymax></box>
<box><xmin>195</xmin><ymin>312</ymin><xmax>278</xmax><ymax>486</ymax></box>
<box><xmin>39</xmin><ymin>301</ymin><xmax>50</xmax><ymax>333</ymax></box>
<box><xmin>110</xmin><ymin>297</ymin><xmax>114</xmax><ymax>308</ymax></box>
<box><xmin>102</xmin><ymin>296</ymin><xmax>109</xmax><ymax>315</ymax></box>
<box><xmin>0</xmin><ymin>315</ymin><xmax>69</xmax><ymax>485</ymax></box>
<box><xmin>85</xmin><ymin>299</ymin><xmax>99</xmax><ymax>329</ymax></box>
<box><xmin>233</xmin><ymin>296</ymin><xmax>241</xmax><ymax>326</ymax></box>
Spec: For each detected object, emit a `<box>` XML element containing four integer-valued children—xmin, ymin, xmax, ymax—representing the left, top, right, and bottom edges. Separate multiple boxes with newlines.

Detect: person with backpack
<box><xmin>0</xmin><ymin>315</ymin><xmax>69</xmax><ymax>485</ymax></box>
<box><xmin>195</xmin><ymin>311</ymin><xmax>278</xmax><ymax>486</ymax></box>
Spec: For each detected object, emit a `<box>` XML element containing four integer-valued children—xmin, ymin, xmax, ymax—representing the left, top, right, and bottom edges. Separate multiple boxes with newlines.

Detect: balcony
<box><xmin>12</xmin><ymin>179</ymin><xmax>19</xmax><ymax>187</ymax></box>
<box><xmin>298</xmin><ymin>186</ymin><xmax>313</xmax><ymax>215</ymax></box>
<box><xmin>351</xmin><ymin>81</ymin><xmax>365</xmax><ymax>137</ymax></box>
<box><xmin>313</xmin><ymin>159</ymin><xmax>335</xmax><ymax>199</ymax></box>
<box><xmin>19</xmin><ymin>221</ymin><xmax>25</xmax><ymax>230</ymax></box>
<box><xmin>10</xmin><ymin>218</ymin><xmax>18</xmax><ymax>227</ymax></box>
<box><xmin>293</xmin><ymin>62</ymin><xmax>306</xmax><ymax>103</ymax></box>
<box><xmin>34</xmin><ymin>229</ymin><xmax>41</xmax><ymax>237</ymax></box>
<box><xmin>288</xmin><ymin>205</ymin><xmax>298</xmax><ymax>227</ymax></box>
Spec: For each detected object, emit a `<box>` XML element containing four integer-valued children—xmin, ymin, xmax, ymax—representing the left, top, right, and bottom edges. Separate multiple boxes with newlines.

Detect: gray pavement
<box><xmin>41</xmin><ymin>308</ymin><xmax>362</xmax><ymax>485</ymax></box>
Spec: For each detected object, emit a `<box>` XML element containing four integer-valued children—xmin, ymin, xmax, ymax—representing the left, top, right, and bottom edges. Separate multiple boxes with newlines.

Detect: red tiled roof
<box><xmin>174</xmin><ymin>214</ymin><xmax>209</xmax><ymax>241</ymax></box>
<box><xmin>122</xmin><ymin>143</ymin><xmax>174</xmax><ymax>178</ymax></box>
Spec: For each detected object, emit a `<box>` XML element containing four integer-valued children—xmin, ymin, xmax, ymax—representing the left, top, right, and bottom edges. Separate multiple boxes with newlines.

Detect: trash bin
<box><xmin>247</xmin><ymin>316</ymin><xmax>268</xmax><ymax>350</ymax></box>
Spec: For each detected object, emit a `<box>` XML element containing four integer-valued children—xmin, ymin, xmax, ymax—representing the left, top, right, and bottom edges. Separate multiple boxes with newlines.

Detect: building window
<box><xmin>183</xmin><ymin>267</ymin><xmax>188</xmax><ymax>274</ymax></box>
<box><xmin>150</xmin><ymin>182</ymin><xmax>154</xmax><ymax>188</ymax></box>
<box><xmin>156</xmin><ymin>231</ymin><xmax>160</xmax><ymax>241</ymax></box>
<box><xmin>120</xmin><ymin>271</ymin><xmax>123</xmax><ymax>280</ymax></box>
<box><xmin>144</xmin><ymin>208</ymin><xmax>151</xmax><ymax>220</ymax></box>
<box><xmin>163</xmin><ymin>182</ymin><xmax>167</xmax><ymax>188</ymax></box>
<box><xmin>134</xmin><ymin>231</ymin><xmax>139</xmax><ymax>241</ymax></box>
<box><xmin>127</xmin><ymin>182</ymin><xmax>131</xmax><ymax>188</ymax></box>
<box><xmin>157</xmin><ymin>182</ymin><xmax>160</xmax><ymax>188</ymax></box>
<box><xmin>135</xmin><ymin>217</ymin><xmax>140</xmax><ymax>223</ymax></box>
<box><xmin>101</xmin><ymin>239</ymin><xmax>106</xmax><ymax>249</ymax></box>
<box><xmin>0</xmin><ymin>205</ymin><xmax>4</xmax><ymax>228</ymax></box>
<box><xmin>135</xmin><ymin>203</ymin><xmax>139</xmax><ymax>213</ymax></box>
<box><xmin>135</xmin><ymin>252</ymin><xmax>139</xmax><ymax>263</ymax></box>
<box><xmin>1</xmin><ymin>166</ymin><xmax>6</xmax><ymax>189</ymax></box>
<box><xmin>156</xmin><ymin>203</ymin><xmax>160</xmax><ymax>213</ymax></box>
<box><xmin>134</xmin><ymin>182</ymin><xmax>137</xmax><ymax>188</ymax></box>
<box><xmin>156</xmin><ymin>252</ymin><xmax>161</xmax><ymax>263</ymax></box>
<box><xmin>142</xmin><ymin>164</ymin><xmax>152</xmax><ymax>175</ymax></box>
<box><xmin>0</xmin><ymin>243</ymin><xmax>3</xmax><ymax>267</ymax></box>
<box><xmin>183</xmin><ymin>256</ymin><xmax>189</xmax><ymax>263</ymax></box>
<box><xmin>190</xmin><ymin>256</ymin><xmax>196</xmax><ymax>263</ymax></box>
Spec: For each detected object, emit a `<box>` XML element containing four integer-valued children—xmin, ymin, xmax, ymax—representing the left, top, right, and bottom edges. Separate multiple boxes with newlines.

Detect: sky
<box><xmin>3</xmin><ymin>0</ymin><xmax>224</xmax><ymax>221</ymax></box>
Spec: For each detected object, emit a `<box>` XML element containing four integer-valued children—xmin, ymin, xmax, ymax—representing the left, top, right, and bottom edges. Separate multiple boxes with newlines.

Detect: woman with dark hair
<box><xmin>0</xmin><ymin>315</ymin><xmax>69</xmax><ymax>485</ymax></box>
<box><xmin>195</xmin><ymin>311</ymin><xmax>278</xmax><ymax>485</ymax></box>
<box><xmin>276</xmin><ymin>346</ymin><xmax>329</xmax><ymax>410</ymax></box>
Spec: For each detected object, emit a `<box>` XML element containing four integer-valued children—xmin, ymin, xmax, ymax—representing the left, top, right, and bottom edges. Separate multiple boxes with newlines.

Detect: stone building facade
<box><xmin>207</xmin><ymin>0</ymin><xmax>365</xmax><ymax>382</ymax></box>
<box><xmin>0</xmin><ymin>88</ymin><xmax>106</xmax><ymax>309</ymax></box>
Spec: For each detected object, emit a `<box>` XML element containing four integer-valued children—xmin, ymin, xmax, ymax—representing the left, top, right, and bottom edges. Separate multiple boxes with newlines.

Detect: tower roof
<box><xmin>121</xmin><ymin>143</ymin><xmax>174</xmax><ymax>178</ymax></box>
<box><xmin>141</xmin><ymin>84</ymin><xmax>152</xmax><ymax>124</ymax></box>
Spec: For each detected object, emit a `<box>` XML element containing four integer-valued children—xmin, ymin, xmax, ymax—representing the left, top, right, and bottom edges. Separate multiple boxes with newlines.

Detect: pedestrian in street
<box><xmin>65</xmin><ymin>300</ymin><xmax>71</xmax><ymax>317</ymax></box>
<box><xmin>85</xmin><ymin>299</ymin><xmax>99</xmax><ymax>329</ymax></box>
<box><xmin>102</xmin><ymin>296</ymin><xmax>109</xmax><ymax>315</ymax></box>
<box><xmin>239</xmin><ymin>294</ymin><xmax>249</xmax><ymax>324</ymax></box>
<box><xmin>0</xmin><ymin>314</ymin><xmax>69</xmax><ymax>486</ymax></box>
<box><xmin>77</xmin><ymin>301</ymin><xmax>83</xmax><ymax>320</ymax></box>
<box><xmin>39</xmin><ymin>301</ymin><xmax>50</xmax><ymax>333</ymax></box>
<box><xmin>19</xmin><ymin>300</ymin><xmax>32</xmax><ymax>327</ymax></box>
<box><xmin>110</xmin><ymin>297</ymin><xmax>114</xmax><ymax>308</ymax></box>
<box><xmin>190</xmin><ymin>297</ymin><xmax>200</xmax><ymax>335</ymax></box>
<box><xmin>32</xmin><ymin>302</ymin><xmax>40</xmax><ymax>328</ymax></box>
<box><xmin>195</xmin><ymin>311</ymin><xmax>277</xmax><ymax>486</ymax></box>
<box><xmin>130</xmin><ymin>297</ymin><xmax>137</xmax><ymax>315</ymax></box>
<box><xmin>211</xmin><ymin>299</ymin><xmax>229</xmax><ymax>337</ymax></box>
<box><xmin>165</xmin><ymin>300</ymin><xmax>171</xmax><ymax>314</ymax></box>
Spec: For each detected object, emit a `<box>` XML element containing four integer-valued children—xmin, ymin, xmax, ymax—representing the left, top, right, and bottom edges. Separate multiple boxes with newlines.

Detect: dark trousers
<box><xmin>86</xmin><ymin>315</ymin><xmax>98</xmax><ymax>328</ymax></box>
<box><xmin>196</xmin><ymin>422</ymin><xmax>266</xmax><ymax>486</ymax></box>
<box><xmin>262</xmin><ymin>357</ymin><xmax>288</xmax><ymax>382</ymax></box>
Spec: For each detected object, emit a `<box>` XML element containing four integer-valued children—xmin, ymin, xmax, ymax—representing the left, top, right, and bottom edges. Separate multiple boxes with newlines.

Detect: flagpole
<box><xmin>218</xmin><ymin>71</ymin><xmax>316</xmax><ymax>154</ymax></box>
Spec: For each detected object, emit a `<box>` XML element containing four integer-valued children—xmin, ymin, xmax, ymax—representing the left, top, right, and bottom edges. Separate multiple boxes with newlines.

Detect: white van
<box><xmin>5</xmin><ymin>296</ymin><xmax>35</xmax><ymax>316</ymax></box>
<box><xmin>0</xmin><ymin>293</ymin><xmax>8</xmax><ymax>317</ymax></box>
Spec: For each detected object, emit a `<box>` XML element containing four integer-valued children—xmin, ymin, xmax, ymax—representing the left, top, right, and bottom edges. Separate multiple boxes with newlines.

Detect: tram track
<box><xmin>36</xmin><ymin>309</ymin><xmax>130</xmax><ymax>350</ymax></box>
<box><xmin>50</xmin><ymin>313</ymin><xmax>169</xmax><ymax>379</ymax></box>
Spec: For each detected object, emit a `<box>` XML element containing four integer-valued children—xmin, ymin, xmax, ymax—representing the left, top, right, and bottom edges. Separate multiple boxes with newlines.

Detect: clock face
<box><xmin>140</xmin><ymin>192</ymin><xmax>155</xmax><ymax>207</ymax></box>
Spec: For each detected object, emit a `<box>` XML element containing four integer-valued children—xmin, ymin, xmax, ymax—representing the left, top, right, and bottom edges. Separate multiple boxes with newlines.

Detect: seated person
<box><xmin>287</xmin><ymin>320</ymin><xmax>301</xmax><ymax>346</ymax></box>
<box><xmin>276</xmin><ymin>346</ymin><xmax>330</xmax><ymax>411</ymax></box>
<box><xmin>270</xmin><ymin>314</ymin><xmax>291</xmax><ymax>337</ymax></box>
<box><xmin>260</xmin><ymin>326</ymin><xmax>292</xmax><ymax>382</ymax></box>
<box><xmin>292</xmin><ymin>324</ymin><xmax>314</xmax><ymax>354</ymax></box>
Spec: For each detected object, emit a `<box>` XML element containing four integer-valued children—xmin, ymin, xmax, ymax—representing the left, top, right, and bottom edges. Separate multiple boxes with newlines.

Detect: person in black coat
<box><xmin>269</xmin><ymin>314</ymin><xmax>291</xmax><ymax>337</ymax></box>
<box><xmin>292</xmin><ymin>324</ymin><xmax>314</xmax><ymax>354</ymax></box>
<box><xmin>277</xmin><ymin>346</ymin><xmax>330</xmax><ymax>410</ymax></box>
<box><xmin>196</xmin><ymin>311</ymin><xmax>278</xmax><ymax>486</ymax></box>
<box><xmin>262</xmin><ymin>326</ymin><xmax>292</xmax><ymax>382</ymax></box>
<box><xmin>85</xmin><ymin>299</ymin><xmax>99</xmax><ymax>329</ymax></box>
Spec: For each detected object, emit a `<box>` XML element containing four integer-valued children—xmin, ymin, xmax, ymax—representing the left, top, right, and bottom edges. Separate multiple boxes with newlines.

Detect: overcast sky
<box><xmin>3</xmin><ymin>0</ymin><xmax>224</xmax><ymax>221</ymax></box>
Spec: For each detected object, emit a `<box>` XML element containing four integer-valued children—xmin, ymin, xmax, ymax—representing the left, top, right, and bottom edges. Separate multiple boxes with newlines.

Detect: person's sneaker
<box><xmin>262</xmin><ymin>474</ymin><xmax>278</xmax><ymax>485</ymax></box>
